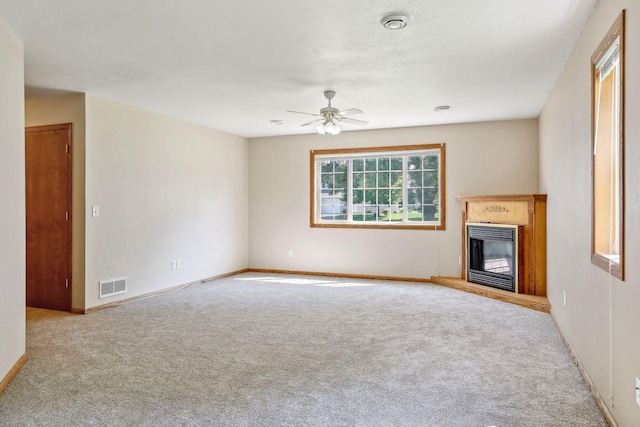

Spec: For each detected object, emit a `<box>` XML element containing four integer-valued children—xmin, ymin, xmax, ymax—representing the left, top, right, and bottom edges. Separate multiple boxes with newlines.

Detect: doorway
<box><xmin>25</xmin><ymin>123</ymin><xmax>72</xmax><ymax>311</ymax></box>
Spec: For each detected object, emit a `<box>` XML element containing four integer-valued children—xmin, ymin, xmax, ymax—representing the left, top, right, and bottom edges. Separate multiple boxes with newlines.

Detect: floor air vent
<box><xmin>99</xmin><ymin>277</ymin><xmax>127</xmax><ymax>299</ymax></box>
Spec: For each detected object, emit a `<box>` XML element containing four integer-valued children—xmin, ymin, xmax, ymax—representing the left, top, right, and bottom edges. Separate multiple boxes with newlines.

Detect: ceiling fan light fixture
<box><xmin>381</xmin><ymin>14</ymin><xmax>409</xmax><ymax>30</ymax></box>
<box><xmin>317</xmin><ymin>118</ymin><xmax>340</xmax><ymax>135</ymax></box>
<box><xmin>325</xmin><ymin>121</ymin><xmax>340</xmax><ymax>135</ymax></box>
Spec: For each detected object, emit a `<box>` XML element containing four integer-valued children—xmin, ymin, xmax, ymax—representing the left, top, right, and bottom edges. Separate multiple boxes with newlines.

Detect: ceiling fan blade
<box><xmin>301</xmin><ymin>118</ymin><xmax>323</xmax><ymax>126</ymax></box>
<box><xmin>339</xmin><ymin>108</ymin><xmax>363</xmax><ymax>116</ymax></box>
<box><xmin>338</xmin><ymin>117</ymin><xmax>369</xmax><ymax>126</ymax></box>
<box><xmin>287</xmin><ymin>110</ymin><xmax>320</xmax><ymax>117</ymax></box>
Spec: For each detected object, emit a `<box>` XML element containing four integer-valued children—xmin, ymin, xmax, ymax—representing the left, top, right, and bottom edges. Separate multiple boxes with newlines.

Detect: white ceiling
<box><xmin>0</xmin><ymin>0</ymin><xmax>597</xmax><ymax>138</ymax></box>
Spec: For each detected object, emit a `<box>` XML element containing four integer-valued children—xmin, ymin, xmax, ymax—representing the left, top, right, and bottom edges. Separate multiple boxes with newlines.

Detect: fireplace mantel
<box><xmin>457</xmin><ymin>194</ymin><xmax>547</xmax><ymax>297</ymax></box>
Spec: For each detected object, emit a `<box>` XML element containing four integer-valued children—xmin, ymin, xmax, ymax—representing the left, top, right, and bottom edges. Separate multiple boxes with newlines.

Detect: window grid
<box><xmin>319</xmin><ymin>160</ymin><xmax>348</xmax><ymax>221</ymax></box>
<box><xmin>351</xmin><ymin>156</ymin><xmax>404</xmax><ymax>223</ymax></box>
<box><xmin>311</xmin><ymin>144</ymin><xmax>445</xmax><ymax>230</ymax></box>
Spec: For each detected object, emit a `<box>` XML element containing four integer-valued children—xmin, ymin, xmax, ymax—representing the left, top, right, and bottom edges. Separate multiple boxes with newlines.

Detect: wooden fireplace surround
<box><xmin>457</xmin><ymin>194</ymin><xmax>547</xmax><ymax>297</ymax></box>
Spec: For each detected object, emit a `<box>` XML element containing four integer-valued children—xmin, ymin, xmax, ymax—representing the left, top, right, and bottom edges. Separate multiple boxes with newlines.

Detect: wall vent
<box><xmin>99</xmin><ymin>277</ymin><xmax>127</xmax><ymax>299</ymax></box>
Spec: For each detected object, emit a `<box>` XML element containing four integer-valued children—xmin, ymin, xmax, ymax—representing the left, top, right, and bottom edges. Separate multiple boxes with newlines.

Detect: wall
<box><xmin>25</xmin><ymin>94</ymin><xmax>86</xmax><ymax>310</ymax></box>
<box><xmin>539</xmin><ymin>1</ymin><xmax>640</xmax><ymax>425</ymax></box>
<box><xmin>0</xmin><ymin>15</ymin><xmax>25</xmax><ymax>384</ymax></box>
<box><xmin>84</xmin><ymin>95</ymin><xmax>249</xmax><ymax>309</ymax></box>
<box><xmin>249</xmin><ymin>119</ymin><xmax>538</xmax><ymax>279</ymax></box>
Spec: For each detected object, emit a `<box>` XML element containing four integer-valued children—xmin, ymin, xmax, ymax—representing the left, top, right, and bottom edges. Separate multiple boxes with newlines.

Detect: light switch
<box><xmin>92</xmin><ymin>206</ymin><xmax>99</xmax><ymax>218</ymax></box>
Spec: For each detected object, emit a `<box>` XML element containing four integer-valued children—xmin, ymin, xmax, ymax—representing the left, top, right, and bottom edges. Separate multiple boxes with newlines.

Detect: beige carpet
<box><xmin>0</xmin><ymin>273</ymin><xmax>606</xmax><ymax>426</ymax></box>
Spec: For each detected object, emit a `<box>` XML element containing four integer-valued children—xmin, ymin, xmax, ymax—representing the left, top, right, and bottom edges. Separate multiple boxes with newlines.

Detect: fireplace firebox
<box><xmin>467</xmin><ymin>223</ymin><xmax>523</xmax><ymax>293</ymax></box>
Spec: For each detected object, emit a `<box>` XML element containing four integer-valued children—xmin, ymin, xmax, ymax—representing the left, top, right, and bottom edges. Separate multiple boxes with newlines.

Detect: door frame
<box><xmin>25</xmin><ymin>123</ymin><xmax>73</xmax><ymax>311</ymax></box>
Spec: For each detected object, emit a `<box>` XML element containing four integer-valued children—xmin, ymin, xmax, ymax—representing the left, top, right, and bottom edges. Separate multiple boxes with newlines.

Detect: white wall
<box><xmin>249</xmin><ymin>119</ymin><xmax>538</xmax><ymax>279</ymax></box>
<box><xmin>0</xmin><ymin>15</ymin><xmax>25</xmax><ymax>382</ymax></box>
<box><xmin>84</xmin><ymin>95</ymin><xmax>249</xmax><ymax>309</ymax></box>
<box><xmin>539</xmin><ymin>1</ymin><xmax>640</xmax><ymax>425</ymax></box>
<box><xmin>25</xmin><ymin>94</ymin><xmax>86</xmax><ymax>310</ymax></box>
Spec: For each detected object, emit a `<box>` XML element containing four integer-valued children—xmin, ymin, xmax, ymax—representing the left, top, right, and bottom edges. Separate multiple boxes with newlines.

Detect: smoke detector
<box><xmin>381</xmin><ymin>14</ymin><xmax>409</xmax><ymax>30</ymax></box>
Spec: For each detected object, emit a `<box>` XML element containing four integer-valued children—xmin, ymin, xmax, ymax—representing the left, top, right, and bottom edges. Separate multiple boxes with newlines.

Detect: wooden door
<box><xmin>25</xmin><ymin>123</ymin><xmax>72</xmax><ymax>311</ymax></box>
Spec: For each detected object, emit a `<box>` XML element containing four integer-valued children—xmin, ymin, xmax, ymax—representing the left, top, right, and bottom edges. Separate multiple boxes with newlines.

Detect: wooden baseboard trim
<box><xmin>550</xmin><ymin>312</ymin><xmax>617</xmax><ymax>427</ymax></box>
<box><xmin>71</xmin><ymin>268</ymin><xmax>433</xmax><ymax>314</ymax></box>
<box><xmin>68</xmin><ymin>270</ymin><xmax>552</xmax><ymax>315</ymax></box>
<box><xmin>0</xmin><ymin>354</ymin><xmax>27</xmax><ymax>396</ymax></box>
<box><xmin>201</xmin><ymin>268</ymin><xmax>250</xmax><ymax>283</ymax></box>
<box><xmin>430</xmin><ymin>276</ymin><xmax>551</xmax><ymax>313</ymax></box>
<box><xmin>247</xmin><ymin>268</ymin><xmax>432</xmax><ymax>284</ymax></box>
<box><xmin>84</xmin><ymin>268</ymin><xmax>250</xmax><ymax>314</ymax></box>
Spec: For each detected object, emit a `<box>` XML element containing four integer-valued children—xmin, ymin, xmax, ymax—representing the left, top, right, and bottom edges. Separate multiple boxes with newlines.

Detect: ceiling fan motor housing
<box><xmin>320</xmin><ymin>106</ymin><xmax>339</xmax><ymax>118</ymax></box>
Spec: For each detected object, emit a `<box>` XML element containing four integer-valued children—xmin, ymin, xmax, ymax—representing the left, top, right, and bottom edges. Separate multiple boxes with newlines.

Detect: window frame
<box><xmin>591</xmin><ymin>10</ymin><xmax>625</xmax><ymax>280</ymax></box>
<box><xmin>310</xmin><ymin>144</ymin><xmax>446</xmax><ymax>230</ymax></box>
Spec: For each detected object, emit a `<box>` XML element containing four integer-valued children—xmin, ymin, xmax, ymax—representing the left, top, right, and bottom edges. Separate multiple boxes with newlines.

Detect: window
<box><xmin>310</xmin><ymin>144</ymin><xmax>445</xmax><ymax>230</ymax></box>
<box><xmin>591</xmin><ymin>11</ymin><xmax>625</xmax><ymax>280</ymax></box>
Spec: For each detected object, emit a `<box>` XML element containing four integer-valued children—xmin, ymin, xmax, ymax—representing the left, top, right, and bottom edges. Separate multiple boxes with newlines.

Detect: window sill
<box><xmin>311</xmin><ymin>222</ymin><xmax>445</xmax><ymax>231</ymax></box>
<box><xmin>591</xmin><ymin>252</ymin><xmax>624</xmax><ymax>280</ymax></box>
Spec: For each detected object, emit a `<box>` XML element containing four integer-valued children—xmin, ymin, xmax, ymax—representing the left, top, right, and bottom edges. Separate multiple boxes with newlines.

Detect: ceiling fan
<box><xmin>287</xmin><ymin>90</ymin><xmax>369</xmax><ymax>135</ymax></box>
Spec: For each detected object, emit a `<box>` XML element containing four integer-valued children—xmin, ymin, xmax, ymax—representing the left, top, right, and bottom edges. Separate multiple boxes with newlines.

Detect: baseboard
<box><xmin>431</xmin><ymin>276</ymin><xmax>551</xmax><ymax>313</ymax></box>
<box><xmin>550</xmin><ymin>312</ymin><xmax>617</xmax><ymax>427</ymax></box>
<box><xmin>0</xmin><ymin>354</ymin><xmax>27</xmax><ymax>396</ymax></box>
<box><xmin>201</xmin><ymin>268</ymin><xmax>250</xmax><ymax>283</ymax></box>
<box><xmin>71</xmin><ymin>268</ymin><xmax>428</xmax><ymax>314</ymax></box>
<box><xmin>84</xmin><ymin>268</ymin><xmax>250</xmax><ymax>314</ymax></box>
<box><xmin>247</xmin><ymin>268</ymin><xmax>432</xmax><ymax>284</ymax></box>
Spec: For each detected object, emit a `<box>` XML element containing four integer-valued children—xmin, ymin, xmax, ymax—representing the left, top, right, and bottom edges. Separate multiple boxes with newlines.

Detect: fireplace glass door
<box><xmin>467</xmin><ymin>224</ymin><xmax>519</xmax><ymax>292</ymax></box>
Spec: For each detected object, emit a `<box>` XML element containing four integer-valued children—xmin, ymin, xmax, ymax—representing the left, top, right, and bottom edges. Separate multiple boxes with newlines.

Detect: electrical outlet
<box><xmin>458</xmin><ymin>256</ymin><xmax>462</xmax><ymax>265</ymax></box>
<box><xmin>176</xmin><ymin>259</ymin><xmax>181</xmax><ymax>269</ymax></box>
<box><xmin>635</xmin><ymin>377</ymin><xmax>640</xmax><ymax>407</ymax></box>
<box><xmin>171</xmin><ymin>260</ymin><xmax>177</xmax><ymax>270</ymax></box>
<box><xmin>563</xmin><ymin>291</ymin><xmax>567</xmax><ymax>307</ymax></box>
<box><xmin>288</xmin><ymin>249</ymin><xmax>293</xmax><ymax>258</ymax></box>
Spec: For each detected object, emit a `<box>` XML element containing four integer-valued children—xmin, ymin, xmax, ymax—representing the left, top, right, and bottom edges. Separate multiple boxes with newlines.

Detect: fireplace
<box><xmin>457</xmin><ymin>195</ymin><xmax>546</xmax><ymax>297</ymax></box>
<box><xmin>467</xmin><ymin>223</ymin><xmax>523</xmax><ymax>293</ymax></box>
